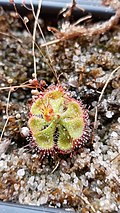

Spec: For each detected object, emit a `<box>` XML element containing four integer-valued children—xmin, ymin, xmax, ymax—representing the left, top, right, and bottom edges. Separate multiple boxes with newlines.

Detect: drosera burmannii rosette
<box><xmin>27</xmin><ymin>84</ymin><xmax>90</xmax><ymax>157</ymax></box>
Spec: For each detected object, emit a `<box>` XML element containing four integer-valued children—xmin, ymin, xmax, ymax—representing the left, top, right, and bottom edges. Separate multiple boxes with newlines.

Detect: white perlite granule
<box><xmin>0</xmin><ymin>121</ymin><xmax>120</xmax><ymax>212</ymax></box>
<box><xmin>111</xmin><ymin>131</ymin><xmax>118</xmax><ymax>138</ymax></box>
<box><xmin>21</xmin><ymin>127</ymin><xmax>29</xmax><ymax>137</ymax></box>
<box><xmin>17</xmin><ymin>169</ymin><xmax>25</xmax><ymax>178</ymax></box>
<box><xmin>106</xmin><ymin>111</ymin><xmax>114</xmax><ymax>118</ymax></box>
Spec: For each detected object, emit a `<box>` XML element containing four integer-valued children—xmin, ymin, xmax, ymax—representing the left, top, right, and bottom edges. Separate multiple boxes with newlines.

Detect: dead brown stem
<box><xmin>78</xmin><ymin>194</ymin><xmax>96</xmax><ymax>213</ymax></box>
<box><xmin>9</xmin><ymin>1</ymin><xmax>54</xmax><ymax>75</ymax></box>
<box><xmin>0</xmin><ymin>32</ymin><xmax>22</xmax><ymax>43</ymax></box>
<box><xmin>110</xmin><ymin>153</ymin><xmax>120</xmax><ymax>162</ymax></box>
<box><xmin>0</xmin><ymin>88</ymin><xmax>12</xmax><ymax>142</ymax></box>
<box><xmin>31</xmin><ymin>0</ymin><xmax>42</xmax><ymax>79</ymax></box>
<box><xmin>59</xmin><ymin>0</ymin><xmax>84</xmax><ymax>18</ymax></box>
<box><xmin>51</xmin><ymin>161</ymin><xmax>60</xmax><ymax>174</ymax></box>
<box><xmin>30</xmin><ymin>0</ymin><xmax>58</xmax><ymax>81</ymax></box>
<box><xmin>42</xmin><ymin>0</ymin><xmax>120</xmax><ymax>46</ymax></box>
<box><xmin>0</xmin><ymin>84</ymin><xmax>37</xmax><ymax>91</ymax></box>
<box><xmin>94</xmin><ymin>66</ymin><xmax>120</xmax><ymax>130</ymax></box>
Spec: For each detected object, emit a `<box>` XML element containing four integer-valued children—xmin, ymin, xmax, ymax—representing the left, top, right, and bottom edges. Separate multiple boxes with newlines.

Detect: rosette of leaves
<box><xmin>28</xmin><ymin>85</ymin><xmax>90</xmax><ymax>156</ymax></box>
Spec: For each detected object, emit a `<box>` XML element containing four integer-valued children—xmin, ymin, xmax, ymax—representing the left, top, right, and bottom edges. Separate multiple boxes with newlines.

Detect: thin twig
<box><xmin>94</xmin><ymin>106</ymin><xmax>98</xmax><ymax>130</ymax></box>
<box><xmin>41</xmin><ymin>39</ymin><xmax>61</xmax><ymax>47</ymax></box>
<box><xmin>22</xmin><ymin>0</ymin><xmax>32</xmax><ymax>11</ymax></box>
<box><xmin>0</xmin><ymin>83</ymin><xmax>34</xmax><ymax>91</ymax></box>
<box><xmin>31</xmin><ymin>0</ymin><xmax>42</xmax><ymax>79</ymax></box>
<box><xmin>51</xmin><ymin>161</ymin><xmax>60</xmax><ymax>174</ymax></box>
<box><xmin>94</xmin><ymin>66</ymin><xmax>120</xmax><ymax>129</ymax></box>
<box><xmin>79</xmin><ymin>195</ymin><xmax>96</xmax><ymax>213</ymax></box>
<box><xmin>60</xmin><ymin>0</ymin><xmax>84</xmax><ymax>18</ymax></box>
<box><xmin>0</xmin><ymin>32</ymin><xmax>22</xmax><ymax>43</ymax></box>
<box><xmin>30</xmin><ymin>0</ymin><xmax>47</xmax><ymax>47</ymax></box>
<box><xmin>110</xmin><ymin>153</ymin><xmax>120</xmax><ymax>162</ymax></box>
<box><xmin>73</xmin><ymin>15</ymin><xmax>92</xmax><ymax>26</ymax></box>
<box><xmin>0</xmin><ymin>88</ymin><xmax>12</xmax><ymax>142</ymax></box>
<box><xmin>30</xmin><ymin>0</ymin><xmax>58</xmax><ymax>80</ymax></box>
<box><xmin>10</xmin><ymin>1</ymin><xmax>54</xmax><ymax>74</ymax></box>
<box><xmin>98</xmin><ymin>66</ymin><xmax>120</xmax><ymax>104</ymax></box>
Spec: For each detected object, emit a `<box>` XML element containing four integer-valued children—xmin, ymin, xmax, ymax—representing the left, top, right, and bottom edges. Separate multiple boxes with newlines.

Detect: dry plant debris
<box><xmin>42</xmin><ymin>0</ymin><xmax>120</xmax><ymax>47</ymax></box>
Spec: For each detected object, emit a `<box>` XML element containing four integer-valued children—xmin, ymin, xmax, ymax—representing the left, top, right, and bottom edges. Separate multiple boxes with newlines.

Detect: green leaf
<box><xmin>44</xmin><ymin>90</ymin><xmax>64</xmax><ymax>114</ymax></box>
<box><xmin>28</xmin><ymin>116</ymin><xmax>48</xmax><ymax>133</ymax></box>
<box><xmin>30</xmin><ymin>98</ymin><xmax>44</xmax><ymax>116</ymax></box>
<box><xmin>34</xmin><ymin>122</ymin><xmax>56</xmax><ymax>149</ymax></box>
<box><xmin>61</xmin><ymin>101</ymin><xmax>83</xmax><ymax>120</ymax></box>
<box><xmin>57</xmin><ymin>125</ymin><xmax>72</xmax><ymax>151</ymax></box>
<box><xmin>60</xmin><ymin>117</ymin><xmax>84</xmax><ymax>139</ymax></box>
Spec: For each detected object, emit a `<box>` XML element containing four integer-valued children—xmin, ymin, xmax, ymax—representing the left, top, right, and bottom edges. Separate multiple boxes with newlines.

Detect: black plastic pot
<box><xmin>0</xmin><ymin>0</ymin><xmax>115</xmax><ymax>20</ymax></box>
<box><xmin>0</xmin><ymin>1</ymin><xmax>115</xmax><ymax>213</ymax></box>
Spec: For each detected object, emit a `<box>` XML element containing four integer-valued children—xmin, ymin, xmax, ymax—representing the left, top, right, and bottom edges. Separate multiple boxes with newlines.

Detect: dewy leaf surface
<box><xmin>61</xmin><ymin>101</ymin><xmax>83</xmax><ymax>119</ymax></box>
<box><xmin>57</xmin><ymin>125</ymin><xmax>72</xmax><ymax>151</ymax></box>
<box><xmin>44</xmin><ymin>90</ymin><xmax>64</xmax><ymax>113</ymax></box>
<box><xmin>34</xmin><ymin>122</ymin><xmax>56</xmax><ymax>149</ymax></box>
<box><xmin>30</xmin><ymin>98</ymin><xmax>44</xmax><ymax>116</ymax></box>
<box><xmin>28</xmin><ymin>86</ymin><xmax>89</xmax><ymax>154</ymax></box>
<box><xmin>60</xmin><ymin>118</ymin><xmax>84</xmax><ymax>139</ymax></box>
<box><xmin>28</xmin><ymin>116</ymin><xmax>47</xmax><ymax>133</ymax></box>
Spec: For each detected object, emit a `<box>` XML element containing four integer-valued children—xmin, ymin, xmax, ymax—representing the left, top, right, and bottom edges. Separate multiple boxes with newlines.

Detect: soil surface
<box><xmin>0</xmin><ymin>6</ymin><xmax>120</xmax><ymax>213</ymax></box>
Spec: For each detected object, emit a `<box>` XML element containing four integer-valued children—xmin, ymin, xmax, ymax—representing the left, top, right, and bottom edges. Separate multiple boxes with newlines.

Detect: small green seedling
<box><xmin>28</xmin><ymin>84</ymin><xmax>90</xmax><ymax>156</ymax></box>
